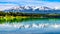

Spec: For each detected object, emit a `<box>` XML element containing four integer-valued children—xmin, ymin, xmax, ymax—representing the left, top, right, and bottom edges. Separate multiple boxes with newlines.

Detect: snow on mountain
<box><xmin>24</xmin><ymin>6</ymin><xmax>31</xmax><ymax>10</ymax></box>
<box><xmin>54</xmin><ymin>7</ymin><xmax>60</xmax><ymax>10</ymax></box>
<box><xmin>10</xmin><ymin>6</ymin><xmax>52</xmax><ymax>10</ymax></box>
<box><xmin>3</xmin><ymin>6</ymin><xmax>53</xmax><ymax>13</ymax></box>
<box><xmin>4</xmin><ymin>6</ymin><xmax>59</xmax><ymax>13</ymax></box>
<box><xmin>4</xmin><ymin>6</ymin><xmax>60</xmax><ymax>14</ymax></box>
<box><xmin>0</xmin><ymin>5</ymin><xmax>60</xmax><ymax>11</ymax></box>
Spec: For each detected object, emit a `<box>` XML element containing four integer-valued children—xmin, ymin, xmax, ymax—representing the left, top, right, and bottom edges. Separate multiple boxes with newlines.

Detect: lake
<box><xmin>0</xmin><ymin>18</ymin><xmax>60</xmax><ymax>34</ymax></box>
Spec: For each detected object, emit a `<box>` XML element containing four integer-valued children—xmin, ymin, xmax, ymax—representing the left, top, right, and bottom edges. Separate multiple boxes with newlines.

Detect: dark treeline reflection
<box><xmin>0</xmin><ymin>18</ymin><xmax>32</xmax><ymax>24</ymax></box>
<box><xmin>0</xmin><ymin>18</ymin><xmax>60</xmax><ymax>24</ymax></box>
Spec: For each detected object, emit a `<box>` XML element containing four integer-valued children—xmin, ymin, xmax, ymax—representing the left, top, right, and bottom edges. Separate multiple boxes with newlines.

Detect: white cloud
<box><xmin>0</xmin><ymin>4</ymin><xmax>18</xmax><ymax>10</ymax></box>
<box><xmin>0</xmin><ymin>0</ymin><xmax>60</xmax><ymax>10</ymax></box>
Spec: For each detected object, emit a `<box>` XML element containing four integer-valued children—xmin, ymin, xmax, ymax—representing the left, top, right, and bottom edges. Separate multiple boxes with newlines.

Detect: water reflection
<box><xmin>0</xmin><ymin>18</ymin><xmax>32</xmax><ymax>24</ymax></box>
<box><xmin>0</xmin><ymin>23</ymin><xmax>60</xmax><ymax>32</ymax></box>
<box><xmin>0</xmin><ymin>18</ymin><xmax>60</xmax><ymax>24</ymax></box>
<box><xmin>0</xmin><ymin>18</ymin><xmax>60</xmax><ymax>34</ymax></box>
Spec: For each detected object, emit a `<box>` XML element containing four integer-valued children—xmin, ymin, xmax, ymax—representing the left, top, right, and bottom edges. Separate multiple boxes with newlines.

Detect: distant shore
<box><xmin>0</xmin><ymin>11</ymin><xmax>60</xmax><ymax>19</ymax></box>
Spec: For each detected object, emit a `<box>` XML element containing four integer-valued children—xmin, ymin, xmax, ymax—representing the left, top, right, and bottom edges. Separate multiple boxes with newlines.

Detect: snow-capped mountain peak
<box><xmin>4</xmin><ymin>6</ymin><xmax>53</xmax><ymax>13</ymax></box>
<box><xmin>4</xmin><ymin>6</ymin><xmax>53</xmax><ymax>11</ymax></box>
<box><xmin>3</xmin><ymin>6</ymin><xmax>60</xmax><ymax>14</ymax></box>
<box><xmin>54</xmin><ymin>7</ymin><xmax>60</xmax><ymax>10</ymax></box>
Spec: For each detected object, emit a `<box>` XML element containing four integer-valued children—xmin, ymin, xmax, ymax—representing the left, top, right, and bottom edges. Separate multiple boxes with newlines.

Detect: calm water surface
<box><xmin>0</xmin><ymin>18</ymin><xmax>60</xmax><ymax>34</ymax></box>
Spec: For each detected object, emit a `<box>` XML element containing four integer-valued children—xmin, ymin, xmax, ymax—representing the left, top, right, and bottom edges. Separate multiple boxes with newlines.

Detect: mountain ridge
<box><xmin>4</xmin><ymin>6</ymin><xmax>60</xmax><ymax>14</ymax></box>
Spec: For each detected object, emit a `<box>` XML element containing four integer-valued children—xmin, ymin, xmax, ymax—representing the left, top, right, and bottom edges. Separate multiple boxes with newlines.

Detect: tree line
<box><xmin>0</xmin><ymin>11</ymin><xmax>60</xmax><ymax>18</ymax></box>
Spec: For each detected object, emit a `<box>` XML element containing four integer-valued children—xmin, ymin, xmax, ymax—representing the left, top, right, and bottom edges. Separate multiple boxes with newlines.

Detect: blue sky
<box><xmin>0</xmin><ymin>0</ymin><xmax>60</xmax><ymax>10</ymax></box>
<box><xmin>0</xmin><ymin>0</ymin><xmax>60</xmax><ymax>5</ymax></box>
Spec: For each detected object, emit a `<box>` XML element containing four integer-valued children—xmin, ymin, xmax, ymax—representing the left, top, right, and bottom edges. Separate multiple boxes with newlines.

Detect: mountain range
<box><xmin>4</xmin><ymin>6</ymin><xmax>60</xmax><ymax>14</ymax></box>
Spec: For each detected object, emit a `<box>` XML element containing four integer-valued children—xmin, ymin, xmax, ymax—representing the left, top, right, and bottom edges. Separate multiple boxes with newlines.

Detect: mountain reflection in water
<box><xmin>0</xmin><ymin>18</ymin><xmax>60</xmax><ymax>34</ymax></box>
